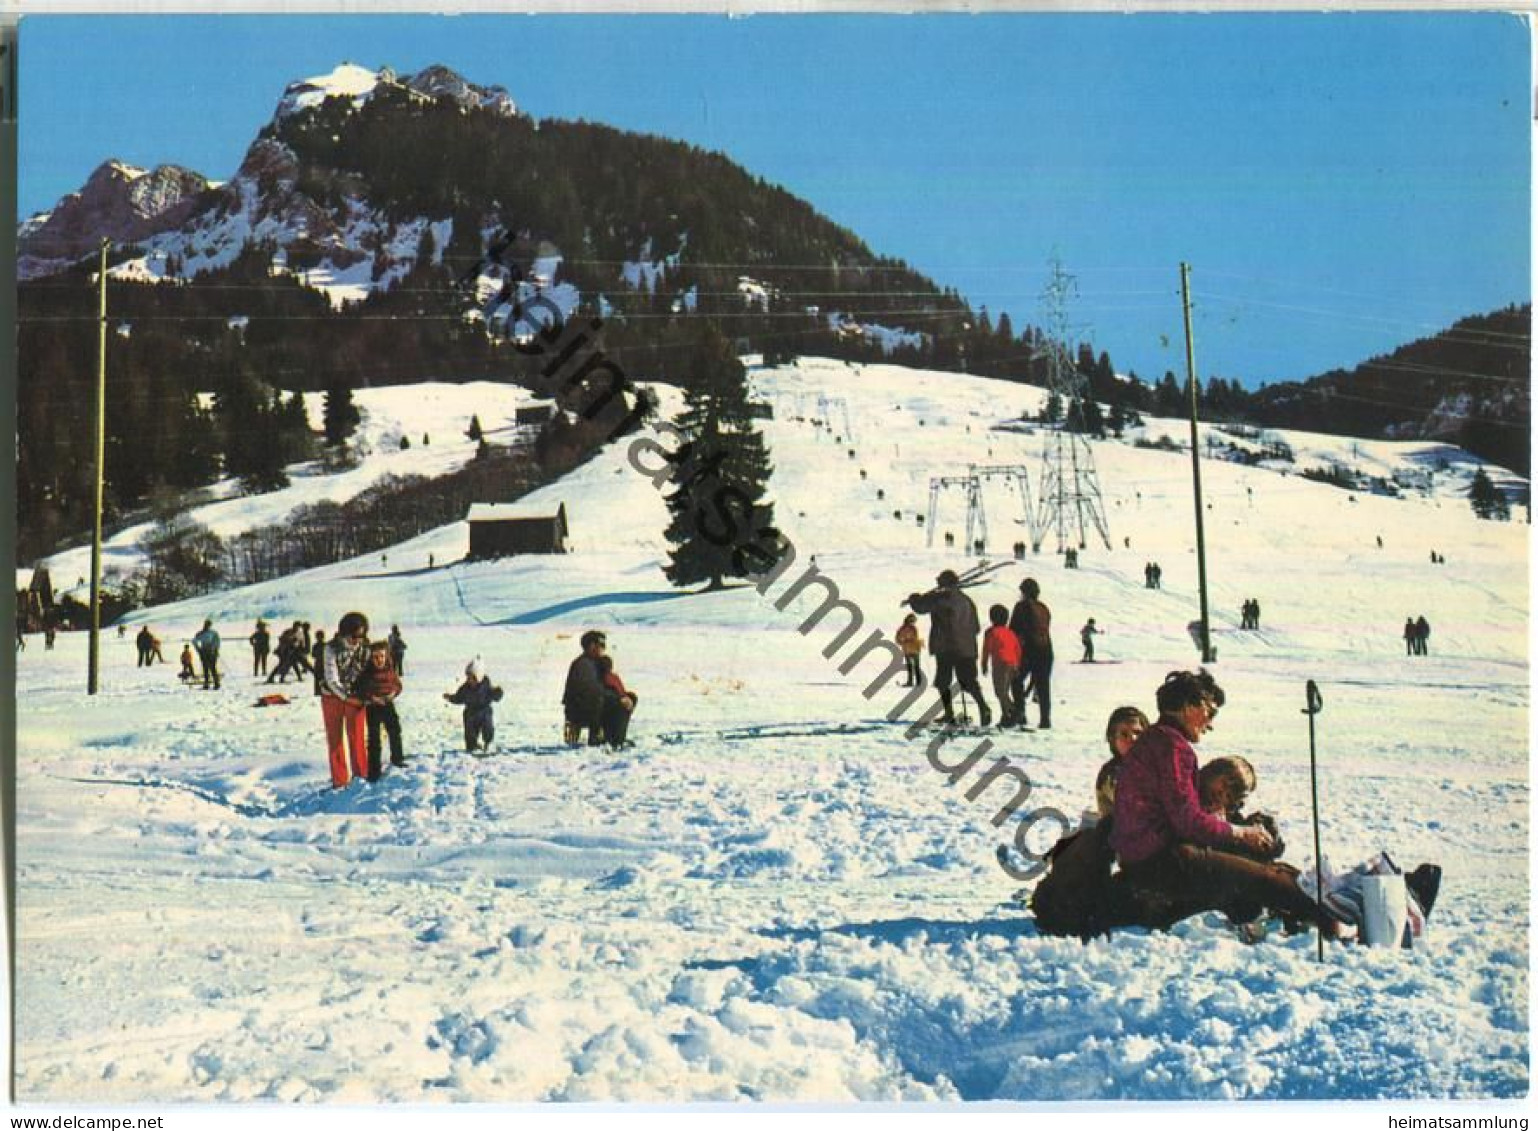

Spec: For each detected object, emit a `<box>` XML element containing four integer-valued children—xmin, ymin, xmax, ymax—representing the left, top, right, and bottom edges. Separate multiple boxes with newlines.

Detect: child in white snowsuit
<box><xmin>444</xmin><ymin>658</ymin><xmax>504</xmax><ymax>753</ymax></box>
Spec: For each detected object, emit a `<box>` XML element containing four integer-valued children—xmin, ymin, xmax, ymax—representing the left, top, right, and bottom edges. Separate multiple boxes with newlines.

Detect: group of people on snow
<box><xmin>1030</xmin><ymin>669</ymin><xmax>1442</xmax><ymax>943</ymax></box>
<box><xmin>1142</xmin><ymin>562</ymin><xmax>1163</xmax><ymax>589</ymax></box>
<box><xmin>561</xmin><ymin>630</ymin><xmax>639</xmax><ymax>749</ymax></box>
<box><xmin>903</xmin><ymin>570</ymin><xmax>1054</xmax><ymax>730</ymax></box>
<box><xmin>1239</xmin><ymin>598</ymin><xmax>1262</xmax><ymax>630</ymax></box>
<box><xmin>1403</xmin><ymin>616</ymin><xmax>1432</xmax><ymax>656</ymax></box>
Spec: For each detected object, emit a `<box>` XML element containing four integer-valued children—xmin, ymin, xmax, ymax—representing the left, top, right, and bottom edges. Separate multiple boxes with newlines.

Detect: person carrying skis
<box><xmin>1009</xmin><ymin>578</ymin><xmax>1053</xmax><ymax>729</ymax></box>
<box><xmin>354</xmin><ymin>640</ymin><xmax>406</xmax><ymax>779</ymax></box>
<box><xmin>191</xmin><ymin>620</ymin><xmax>222</xmax><ymax>690</ymax></box>
<box><xmin>906</xmin><ymin>570</ymin><xmax>990</xmax><ymax>727</ymax></box>
<box><xmin>445</xmin><ymin>657</ymin><xmax>503</xmax><ymax>754</ymax></box>
<box><xmin>320</xmin><ymin>612</ymin><xmax>371</xmax><ymax>788</ymax></box>
<box><xmin>1080</xmin><ymin>618</ymin><xmax>1100</xmax><ymax>662</ymax></box>
<box><xmin>249</xmin><ymin>620</ymin><xmax>271</xmax><ymax>676</ymax></box>
<box><xmin>981</xmin><ymin>604</ymin><xmax>1022</xmax><ymax>727</ymax></box>
<box><xmin>895</xmin><ymin>613</ymin><xmax>923</xmax><ymax>688</ymax></box>
<box><xmin>563</xmin><ymin>630</ymin><xmax>608</xmax><ymax>745</ymax></box>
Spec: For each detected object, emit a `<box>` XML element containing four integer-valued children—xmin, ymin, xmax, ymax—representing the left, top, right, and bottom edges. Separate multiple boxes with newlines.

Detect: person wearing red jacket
<box><xmin>1110</xmin><ymin>669</ymin><xmax>1338</xmax><ymax>933</ymax></box>
<box><xmin>980</xmin><ymin>604</ymin><xmax>1023</xmax><ymax>727</ymax></box>
<box><xmin>596</xmin><ymin>654</ymin><xmax>638</xmax><ymax>748</ymax></box>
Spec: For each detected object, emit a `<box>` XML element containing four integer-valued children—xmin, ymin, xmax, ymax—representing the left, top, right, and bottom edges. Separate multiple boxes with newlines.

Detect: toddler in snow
<box><xmin>445</xmin><ymin>657</ymin><xmax>504</xmax><ymax>754</ymax></box>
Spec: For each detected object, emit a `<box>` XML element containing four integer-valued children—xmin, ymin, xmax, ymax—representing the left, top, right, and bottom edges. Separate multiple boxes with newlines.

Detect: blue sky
<box><xmin>18</xmin><ymin>12</ymin><xmax>1532</xmax><ymax>388</ymax></box>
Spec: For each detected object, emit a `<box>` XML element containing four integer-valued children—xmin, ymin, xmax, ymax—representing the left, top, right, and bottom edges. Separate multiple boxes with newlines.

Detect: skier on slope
<box><xmin>905</xmin><ymin>570</ymin><xmax>991</xmax><ymax>727</ymax></box>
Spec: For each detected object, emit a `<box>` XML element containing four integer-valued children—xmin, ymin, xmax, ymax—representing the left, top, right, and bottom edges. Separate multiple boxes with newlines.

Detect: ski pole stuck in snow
<box><xmin>1303</xmin><ymin>679</ymin><xmax>1326</xmax><ymax>963</ymax></box>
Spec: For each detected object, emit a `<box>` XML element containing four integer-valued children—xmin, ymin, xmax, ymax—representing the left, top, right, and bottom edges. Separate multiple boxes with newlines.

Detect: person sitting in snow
<box><xmin>1109</xmin><ymin>670</ymin><xmax>1342</xmax><ymax>936</ymax></box>
<box><xmin>563</xmin><ymin>630</ymin><xmax>608</xmax><ymax>746</ymax></box>
<box><xmin>354</xmin><ymin>640</ymin><xmax>406</xmax><ymax>780</ymax></box>
<box><xmin>1093</xmin><ymin>705</ymin><xmax>1150</xmax><ymax>821</ymax></box>
<box><xmin>445</xmin><ymin>657</ymin><xmax>503</xmax><ymax>754</ymax></box>
<box><xmin>595</xmin><ymin>654</ymin><xmax>638</xmax><ymax>748</ymax></box>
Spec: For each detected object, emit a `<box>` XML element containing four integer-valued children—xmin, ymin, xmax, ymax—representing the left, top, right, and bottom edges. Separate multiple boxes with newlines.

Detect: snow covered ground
<box><xmin>13</xmin><ymin>358</ymin><xmax>1529</xmax><ymax>1103</ymax></box>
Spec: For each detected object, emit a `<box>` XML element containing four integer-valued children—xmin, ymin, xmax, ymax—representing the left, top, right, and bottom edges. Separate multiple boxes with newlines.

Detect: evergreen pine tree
<box><xmin>323</xmin><ymin>377</ymin><xmax>361</xmax><ymax>446</ymax></box>
<box><xmin>663</xmin><ymin>327</ymin><xmax>778</xmax><ymax>591</ymax></box>
<box><xmin>1469</xmin><ymin>467</ymin><xmax>1510</xmax><ymax>520</ymax></box>
<box><xmin>467</xmin><ymin>414</ymin><xmax>484</xmax><ymax>442</ymax></box>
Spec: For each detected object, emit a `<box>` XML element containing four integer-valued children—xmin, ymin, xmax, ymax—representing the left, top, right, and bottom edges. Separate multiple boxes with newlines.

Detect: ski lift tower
<box><xmin>970</xmin><ymin>464</ymin><xmax>1044</xmax><ymax>549</ymax></box>
<box><xmin>1033</xmin><ymin>258</ymin><xmax>1112</xmax><ymax>554</ymax></box>
<box><xmin>927</xmin><ymin>474</ymin><xmax>986</xmax><ymax>549</ymax></box>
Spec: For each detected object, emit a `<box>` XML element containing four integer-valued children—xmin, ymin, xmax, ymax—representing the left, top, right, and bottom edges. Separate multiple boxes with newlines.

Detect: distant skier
<box><xmin>1080</xmin><ymin>618</ymin><xmax>1100</xmax><ymax>662</ymax></box>
<box><xmin>906</xmin><ymin>570</ymin><xmax>990</xmax><ymax>727</ymax></box>
<box><xmin>1009</xmin><ymin>578</ymin><xmax>1053</xmax><ymax>729</ymax></box>
<box><xmin>895</xmin><ymin>613</ymin><xmax>923</xmax><ymax>688</ymax></box>
<box><xmin>563</xmin><ymin>631</ymin><xmax>608</xmax><ymax>746</ymax></box>
<box><xmin>445</xmin><ymin>657</ymin><xmax>503</xmax><ymax>754</ymax></box>
<box><xmin>388</xmin><ymin>625</ymin><xmax>408</xmax><ymax>676</ymax></box>
<box><xmin>249</xmin><ymin>620</ymin><xmax>271</xmax><ymax>677</ymax></box>
<box><xmin>191</xmin><ymin>619</ymin><xmax>222</xmax><ymax>690</ymax></box>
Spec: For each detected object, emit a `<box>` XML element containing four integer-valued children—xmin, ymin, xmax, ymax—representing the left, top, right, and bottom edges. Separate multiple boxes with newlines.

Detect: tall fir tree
<box><xmin>663</xmin><ymin>327</ymin><xmax>778</xmax><ymax>591</ymax></box>
<box><xmin>323</xmin><ymin>377</ymin><xmax>362</xmax><ymax>446</ymax></box>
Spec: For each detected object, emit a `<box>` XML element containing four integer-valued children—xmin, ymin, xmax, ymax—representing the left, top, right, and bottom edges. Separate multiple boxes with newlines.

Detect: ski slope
<box><xmin>14</xmin><ymin>358</ymin><xmax>1529</xmax><ymax>1102</ymax></box>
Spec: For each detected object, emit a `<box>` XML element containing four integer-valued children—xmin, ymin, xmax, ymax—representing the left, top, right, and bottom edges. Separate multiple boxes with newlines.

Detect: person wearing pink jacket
<box><xmin>1110</xmin><ymin>670</ymin><xmax>1339</xmax><ymax>933</ymax></box>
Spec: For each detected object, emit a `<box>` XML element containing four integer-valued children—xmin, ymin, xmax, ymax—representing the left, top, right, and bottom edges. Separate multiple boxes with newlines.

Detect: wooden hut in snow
<box><xmin>467</xmin><ymin>501</ymin><xmax>569</xmax><ymax>558</ymax></box>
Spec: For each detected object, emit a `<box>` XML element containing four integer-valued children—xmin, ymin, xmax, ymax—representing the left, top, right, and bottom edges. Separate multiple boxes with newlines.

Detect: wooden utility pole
<box><xmin>87</xmin><ymin>238</ymin><xmax>107</xmax><ymax>694</ymax></box>
<box><xmin>1180</xmin><ymin>262</ymin><xmax>1215</xmax><ymax>664</ymax></box>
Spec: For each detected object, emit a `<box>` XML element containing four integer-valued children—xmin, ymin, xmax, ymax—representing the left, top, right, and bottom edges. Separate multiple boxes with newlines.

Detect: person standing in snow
<box><xmin>320</xmin><ymin>612</ymin><xmax>371</xmax><ymax>788</ymax></box>
<box><xmin>1109</xmin><ymin>670</ymin><xmax>1340</xmax><ymax>934</ymax></box>
<box><xmin>249</xmin><ymin>620</ymin><xmax>271</xmax><ymax>677</ymax></box>
<box><xmin>895</xmin><ymin>613</ymin><xmax>923</xmax><ymax>688</ymax></box>
<box><xmin>1403</xmin><ymin>617</ymin><xmax>1417</xmax><ymax>656</ymax></box>
<box><xmin>1080</xmin><ymin>618</ymin><xmax>1101</xmax><ymax>662</ymax></box>
<box><xmin>178</xmin><ymin>643</ymin><xmax>198</xmax><ymax>684</ymax></box>
<box><xmin>191</xmin><ymin>620</ymin><xmax>221</xmax><ymax>690</ymax></box>
<box><xmin>1415</xmin><ymin>615</ymin><xmax>1431</xmax><ymax>656</ymax></box>
<box><xmin>563</xmin><ymin>630</ymin><xmax>608</xmax><ymax>745</ymax></box>
<box><xmin>135</xmin><ymin>625</ymin><xmax>154</xmax><ymax>667</ymax></box>
<box><xmin>310</xmin><ymin>631</ymin><xmax>326</xmax><ymax>697</ymax></box>
<box><xmin>354</xmin><ymin>640</ymin><xmax>406</xmax><ymax>779</ymax></box>
<box><xmin>445</xmin><ymin>657</ymin><xmax>503</xmax><ymax>754</ymax></box>
<box><xmin>1009</xmin><ymin>578</ymin><xmax>1053</xmax><ymax>729</ymax></box>
<box><xmin>980</xmin><ymin>604</ymin><xmax>1022</xmax><ymax>727</ymax></box>
<box><xmin>906</xmin><ymin>570</ymin><xmax>991</xmax><ymax>727</ymax></box>
<box><xmin>388</xmin><ymin>625</ymin><xmax>408</xmax><ymax>676</ymax></box>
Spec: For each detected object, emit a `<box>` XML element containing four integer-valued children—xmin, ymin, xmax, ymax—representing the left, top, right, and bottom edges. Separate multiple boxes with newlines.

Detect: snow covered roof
<box><xmin>466</xmin><ymin>501</ymin><xmax>567</xmax><ymax>524</ymax></box>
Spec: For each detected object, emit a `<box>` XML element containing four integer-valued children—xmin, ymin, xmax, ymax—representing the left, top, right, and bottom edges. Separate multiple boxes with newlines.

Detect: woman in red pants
<box><xmin>319</xmin><ymin>611</ymin><xmax>371</xmax><ymax>787</ymax></box>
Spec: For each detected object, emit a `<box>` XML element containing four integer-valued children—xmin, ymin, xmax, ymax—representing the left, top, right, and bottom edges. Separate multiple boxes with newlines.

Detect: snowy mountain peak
<box><xmin>18</xmin><ymin>159</ymin><xmax>211</xmax><ymax>277</ymax></box>
<box><xmin>273</xmin><ymin>61</ymin><xmax>520</xmax><ymax>122</ymax></box>
<box><xmin>273</xmin><ymin>61</ymin><xmax>383</xmax><ymax>119</ymax></box>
